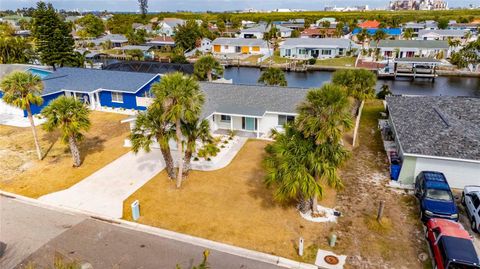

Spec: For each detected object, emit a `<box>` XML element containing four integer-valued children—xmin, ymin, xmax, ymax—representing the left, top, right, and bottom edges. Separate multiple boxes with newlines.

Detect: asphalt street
<box><xmin>0</xmin><ymin>195</ymin><xmax>291</xmax><ymax>269</ymax></box>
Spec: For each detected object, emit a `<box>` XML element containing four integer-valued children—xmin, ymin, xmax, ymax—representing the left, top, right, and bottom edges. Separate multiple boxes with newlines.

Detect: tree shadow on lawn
<box><xmin>245</xmin><ymin>165</ymin><xmax>296</xmax><ymax>211</ymax></box>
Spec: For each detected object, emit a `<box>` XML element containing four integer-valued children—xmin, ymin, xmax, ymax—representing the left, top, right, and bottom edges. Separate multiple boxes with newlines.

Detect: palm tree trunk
<box><xmin>175</xmin><ymin>119</ymin><xmax>184</xmax><ymax>188</ymax></box>
<box><xmin>207</xmin><ymin>70</ymin><xmax>212</xmax><ymax>82</ymax></box>
<box><xmin>311</xmin><ymin>194</ymin><xmax>320</xmax><ymax>215</ymax></box>
<box><xmin>68</xmin><ymin>135</ymin><xmax>82</xmax><ymax>167</ymax></box>
<box><xmin>183</xmin><ymin>148</ymin><xmax>193</xmax><ymax>177</ymax></box>
<box><xmin>26</xmin><ymin>106</ymin><xmax>42</xmax><ymax>160</ymax></box>
<box><xmin>160</xmin><ymin>146</ymin><xmax>176</xmax><ymax>179</ymax></box>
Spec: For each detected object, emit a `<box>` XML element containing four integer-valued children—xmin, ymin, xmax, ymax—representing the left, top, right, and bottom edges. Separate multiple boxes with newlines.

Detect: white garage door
<box><xmin>0</xmin><ymin>99</ymin><xmax>24</xmax><ymax>116</ymax></box>
<box><xmin>415</xmin><ymin>157</ymin><xmax>480</xmax><ymax>189</ymax></box>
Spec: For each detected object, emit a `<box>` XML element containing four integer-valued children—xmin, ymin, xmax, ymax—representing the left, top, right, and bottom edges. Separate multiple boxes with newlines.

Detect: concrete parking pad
<box><xmin>39</xmin><ymin>149</ymin><xmax>166</xmax><ymax>218</ymax></box>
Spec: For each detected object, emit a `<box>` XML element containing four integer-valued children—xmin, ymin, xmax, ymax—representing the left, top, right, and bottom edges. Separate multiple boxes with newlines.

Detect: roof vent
<box><xmin>433</xmin><ymin>107</ymin><xmax>450</xmax><ymax>127</ymax></box>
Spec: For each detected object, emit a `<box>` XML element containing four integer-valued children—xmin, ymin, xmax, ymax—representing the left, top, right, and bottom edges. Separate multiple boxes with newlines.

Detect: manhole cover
<box><xmin>324</xmin><ymin>255</ymin><xmax>339</xmax><ymax>265</ymax></box>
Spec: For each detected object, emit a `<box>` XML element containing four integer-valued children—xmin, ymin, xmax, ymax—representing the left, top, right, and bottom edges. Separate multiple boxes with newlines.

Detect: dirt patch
<box><xmin>332</xmin><ymin>100</ymin><xmax>428</xmax><ymax>269</ymax></box>
<box><xmin>0</xmin><ymin>111</ymin><xmax>130</xmax><ymax>198</ymax></box>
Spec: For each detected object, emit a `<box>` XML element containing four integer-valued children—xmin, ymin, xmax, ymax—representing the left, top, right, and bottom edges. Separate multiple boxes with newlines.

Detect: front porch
<box><xmin>213</xmin><ymin>129</ymin><xmax>268</xmax><ymax>139</ymax></box>
<box><xmin>208</xmin><ymin>113</ymin><xmax>271</xmax><ymax>139</ymax></box>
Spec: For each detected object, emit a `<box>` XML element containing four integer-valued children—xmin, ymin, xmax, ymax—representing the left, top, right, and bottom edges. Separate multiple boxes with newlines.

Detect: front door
<box><xmin>242</xmin><ymin>117</ymin><xmax>257</xmax><ymax>131</ymax></box>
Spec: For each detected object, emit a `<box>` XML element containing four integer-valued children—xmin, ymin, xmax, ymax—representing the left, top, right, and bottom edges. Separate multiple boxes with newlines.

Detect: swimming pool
<box><xmin>27</xmin><ymin>68</ymin><xmax>52</xmax><ymax>79</ymax></box>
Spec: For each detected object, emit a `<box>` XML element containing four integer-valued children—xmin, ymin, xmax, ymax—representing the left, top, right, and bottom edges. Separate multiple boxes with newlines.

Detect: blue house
<box><xmin>352</xmin><ymin>28</ymin><xmax>402</xmax><ymax>37</ymax></box>
<box><xmin>1</xmin><ymin>67</ymin><xmax>161</xmax><ymax>117</ymax></box>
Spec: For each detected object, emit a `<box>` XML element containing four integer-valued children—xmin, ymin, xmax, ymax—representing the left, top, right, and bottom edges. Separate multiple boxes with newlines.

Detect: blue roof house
<box><xmin>1</xmin><ymin>67</ymin><xmax>161</xmax><ymax>117</ymax></box>
<box><xmin>352</xmin><ymin>28</ymin><xmax>402</xmax><ymax>37</ymax></box>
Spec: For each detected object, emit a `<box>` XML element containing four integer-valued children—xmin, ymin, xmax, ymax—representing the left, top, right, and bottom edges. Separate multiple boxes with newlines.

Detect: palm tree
<box><xmin>182</xmin><ymin>118</ymin><xmax>213</xmax><ymax>176</ymax></box>
<box><xmin>296</xmin><ymin>84</ymin><xmax>353</xmax><ymax>146</ymax></box>
<box><xmin>264</xmin><ymin>125</ymin><xmax>323</xmax><ymax>213</ymax></box>
<box><xmin>129</xmin><ymin>104</ymin><xmax>177</xmax><ymax>179</ymax></box>
<box><xmin>0</xmin><ymin>71</ymin><xmax>44</xmax><ymax>160</ymax></box>
<box><xmin>376</xmin><ymin>84</ymin><xmax>393</xmax><ymax>100</ymax></box>
<box><xmin>402</xmin><ymin>28</ymin><xmax>413</xmax><ymax>40</ymax></box>
<box><xmin>194</xmin><ymin>55</ymin><xmax>223</xmax><ymax>82</ymax></box>
<box><xmin>41</xmin><ymin>96</ymin><xmax>91</xmax><ymax>167</ymax></box>
<box><xmin>151</xmin><ymin>72</ymin><xmax>205</xmax><ymax>188</ymax></box>
<box><xmin>331</xmin><ymin>69</ymin><xmax>377</xmax><ymax>102</ymax></box>
<box><xmin>357</xmin><ymin>28</ymin><xmax>370</xmax><ymax>50</ymax></box>
<box><xmin>295</xmin><ymin>84</ymin><xmax>352</xmax><ymax>213</ymax></box>
<box><xmin>373</xmin><ymin>29</ymin><xmax>388</xmax><ymax>61</ymax></box>
<box><xmin>258</xmin><ymin>67</ymin><xmax>287</xmax><ymax>86</ymax></box>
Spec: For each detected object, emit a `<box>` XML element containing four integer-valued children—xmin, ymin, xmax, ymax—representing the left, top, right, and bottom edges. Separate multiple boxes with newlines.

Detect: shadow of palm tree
<box><xmin>78</xmin><ymin>136</ymin><xmax>107</xmax><ymax>163</ymax></box>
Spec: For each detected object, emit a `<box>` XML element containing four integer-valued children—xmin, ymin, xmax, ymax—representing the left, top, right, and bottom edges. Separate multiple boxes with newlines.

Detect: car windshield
<box><xmin>426</xmin><ymin>189</ymin><xmax>453</xmax><ymax>201</ymax></box>
<box><xmin>448</xmin><ymin>262</ymin><xmax>480</xmax><ymax>269</ymax></box>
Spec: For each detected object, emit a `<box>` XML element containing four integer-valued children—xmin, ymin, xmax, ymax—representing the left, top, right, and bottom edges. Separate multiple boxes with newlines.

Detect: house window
<box><xmin>299</xmin><ymin>49</ymin><xmax>307</xmax><ymax>55</ymax></box>
<box><xmin>278</xmin><ymin>115</ymin><xmax>295</xmax><ymax>126</ymax></box>
<box><xmin>321</xmin><ymin>49</ymin><xmax>332</xmax><ymax>55</ymax></box>
<box><xmin>338</xmin><ymin>48</ymin><xmax>344</xmax><ymax>55</ymax></box>
<box><xmin>285</xmin><ymin>49</ymin><xmax>291</xmax><ymax>56</ymax></box>
<box><xmin>224</xmin><ymin>45</ymin><xmax>229</xmax><ymax>50</ymax></box>
<box><xmin>111</xmin><ymin>92</ymin><xmax>123</xmax><ymax>103</ymax></box>
<box><xmin>220</xmin><ymin>115</ymin><xmax>231</xmax><ymax>123</ymax></box>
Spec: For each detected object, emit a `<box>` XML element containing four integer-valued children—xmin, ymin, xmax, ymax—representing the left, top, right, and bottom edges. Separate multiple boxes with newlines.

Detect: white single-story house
<box><xmin>123</xmin><ymin>82</ymin><xmax>307</xmax><ymax>140</ymax></box>
<box><xmin>417</xmin><ymin>29</ymin><xmax>469</xmax><ymax>41</ymax></box>
<box><xmin>211</xmin><ymin>38</ymin><xmax>270</xmax><ymax>55</ymax></box>
<box><xmin>386</xmin><ymin>95</ymin><xmax>480</xmax><ymax>189</ymax></box>
<box><xmin>239</xmin><ymin>24</ymin><xmax>293</xmax><ymax>39</ymax></box>
<box><xmin>279</xmin><ymin>38</ymin><xmax>359</xmax><ymax>59</ymax></box>
<box><xmin>114</xmin><ymin>45</ymin><xmax>155</xmax><ymax>59</ymax></box>
<box><xmin>91</xmin><ymin>34</ymin><xmax>128</xmax><ymax>47</ymax></box>
<box><xmin>157</xmin><ymin>18</ymin><xmax>185</xmax><ymax>36</ymax></box>
<box><xmin>373</xmin><ymin>40</ymin><xmax>449</xmax><ymax>59</ymax></box>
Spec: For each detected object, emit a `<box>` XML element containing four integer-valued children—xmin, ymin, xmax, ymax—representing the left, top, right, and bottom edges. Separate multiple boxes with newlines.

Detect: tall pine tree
<box><xmin>32</xmin><ymin>2</ymin><xmax>75</xmax><ymax>70</ymax></box>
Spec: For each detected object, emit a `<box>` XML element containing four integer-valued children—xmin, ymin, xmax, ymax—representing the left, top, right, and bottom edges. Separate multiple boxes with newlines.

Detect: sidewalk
<box><xmin>39</xmin><ymin>149</ymin><xmax>166</xmax><ymax>218</ymax></box>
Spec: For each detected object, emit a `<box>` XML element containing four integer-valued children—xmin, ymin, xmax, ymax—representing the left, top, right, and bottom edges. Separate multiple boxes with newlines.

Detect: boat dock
<box><xmin>378</xmin><ymin>57</ymin><xmax>441</xmax><ymax>81</ymax></box>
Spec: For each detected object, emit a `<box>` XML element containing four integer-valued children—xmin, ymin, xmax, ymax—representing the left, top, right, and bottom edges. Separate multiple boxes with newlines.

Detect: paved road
<box><xmin>0</xmin><ymin>195</ymin><xmax>296</xmax><ymax>269</ymax></box>
<box><xmin>39</xmin><ymin>149</ymin><xmax>166</xmax><ymax>218</ymax></box>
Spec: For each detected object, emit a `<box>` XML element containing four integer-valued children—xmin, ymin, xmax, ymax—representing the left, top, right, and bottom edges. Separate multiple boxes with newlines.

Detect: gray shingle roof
<box><xmin>375</xmin><ymin>40</ymin><xmax>449</xmax><ymax>49</ymax></box>
<box><xmin>211</xmin><ymin>38</ymin><xmax>267</xmax><ymax>47</ymax></box>
<box><xmin>200</xmin><ymin>82</ymin><xmax>307</xmax><ymax>118</ymax></box>
<box><xmin>281</xmin><ymin>38</ymin><xmax>359</xmax><ymax>49</ymax></box>
<box><xmin>41</xmin><ymin>67</ymin><xmax>158</xmax><ymax>95</ymax></box>
<box><xmin>91</xmin><ymin>34</ymin><xmax>128</xmax><ymax>45</ymax></box>
<box><xmin>418</xmin><ymin>29</ymin><xmax>468</xmax><ymax>37</ymax></box>
<box><xmin>241</xmin><ymin>24</ymin><xmax>293</xmax><ymax>33</ymax></box>
<box><xmin>386</xmin><ymin>95</ymin><xmax>480</xmax><ymax>161</ymax></box>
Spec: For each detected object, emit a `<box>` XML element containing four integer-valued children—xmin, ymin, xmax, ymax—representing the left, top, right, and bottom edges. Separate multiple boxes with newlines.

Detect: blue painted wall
<box><xmin>98</xmin><ymin>75</ymin><xmax>160</xmax><ymax>111</ymax></box>
<box><xmin>25</xmin><ymin>92</ymin><xmax>65</xmax><ymax>117</ymax></box>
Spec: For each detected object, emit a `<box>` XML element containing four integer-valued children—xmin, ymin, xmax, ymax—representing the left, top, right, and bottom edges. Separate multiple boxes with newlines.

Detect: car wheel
<box><xmin>472</xmin><ymin>219</ymin><xmax>478</xmax><ymax>233</ymax></box>
<box><xmin>462</xmin><ymin>192</ymin><xmax>466</xmax><ymax>206</ymax></box>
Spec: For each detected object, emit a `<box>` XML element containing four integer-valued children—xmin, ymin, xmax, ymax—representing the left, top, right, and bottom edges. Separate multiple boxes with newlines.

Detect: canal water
<box><xmin>224</xmin><ymin>67</ymin><xmax>480</xmax><ymax>97</ymax></box>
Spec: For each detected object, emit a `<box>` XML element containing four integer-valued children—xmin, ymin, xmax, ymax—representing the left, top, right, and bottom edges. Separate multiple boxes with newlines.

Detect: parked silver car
<box><xmin>461</xmin><ymin>185</ymin><xmax>480</xmax><ymax>233</ymax></box>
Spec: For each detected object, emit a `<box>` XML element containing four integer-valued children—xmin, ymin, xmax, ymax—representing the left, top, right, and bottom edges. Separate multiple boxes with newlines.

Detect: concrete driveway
<box><xmin>39</xmin><ymin>149</ymin><xmax>166</xmax><ymax>219</ymax></box>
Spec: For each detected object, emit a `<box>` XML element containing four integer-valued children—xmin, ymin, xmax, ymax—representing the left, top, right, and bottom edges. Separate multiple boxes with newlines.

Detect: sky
<box><xmin>0</xmin><ymin>0</ymin><xmax>474</xmax><ymax>12</ymax></box>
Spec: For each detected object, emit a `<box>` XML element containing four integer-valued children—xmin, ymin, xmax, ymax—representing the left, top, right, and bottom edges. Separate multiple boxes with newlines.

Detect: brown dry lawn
<box><xmin>123</xmin><ymin>100</ymin><xmax>427</xmax><ymax>267</ymax></box>
<box><xmin>124</xmin><ymin>139</ymin><xmax>337</xmax><ymax>261</ymax></box>
<box><xmin>0</xmin><ymin>111</ymin><xmax>130</xmax><ymax>198</ymax></box>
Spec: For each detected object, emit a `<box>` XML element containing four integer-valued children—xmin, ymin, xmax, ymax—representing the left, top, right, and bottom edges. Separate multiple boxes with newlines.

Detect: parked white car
<box><xmin>461</xmin><ymin>185</ymin><xmax>480</xmax><ymax>232</ymax></box>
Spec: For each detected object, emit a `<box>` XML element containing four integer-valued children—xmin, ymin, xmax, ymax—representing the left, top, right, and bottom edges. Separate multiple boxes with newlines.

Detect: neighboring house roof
<box><xmin>418</xmin><ymin>29</ymin><xmax>469</xmax><ymax>37</ymax></box>
<box><xmin>358</xmin><ymin>20</ymin><xmax>380</xmax><ymax>28</ymax></box>
<box><xmin>317</xmin><ymin>17</ymin><xmax>337</xmax><ymax>23</ymax></box>
<box><xmin>241</xmin><ymin>24</ymin><xmax>293</xmax><ymax>33</ymax></box>
<box><xmin>160</xmin><ymin>18</ymin><xmax>185</xmax><ymax>28</ymax></box>
<box><xmin>114</xmin><ymin>45</ymin><xmax>153</xmax><ymax>52</ymax></box>
<box><xmin>212</xmin><ymin>38</ymin><xmax>268</xmax><ymax>47</ymax></box>
<box><xmin>41</xmin><ymin>67</ymin><xmax>159</xmax><ymax>95</ymax></box>
<box><xmin>386</xmin><ymin>95</ymin><xmax>480</xmax><ymax>161</ymax></box>
<box><xmin>91</xmin><ymin>34</ymin><xmax>128</xmax><ymax>45</ymax></box>
<box><xmin>301</xmin><ymin>28</ymin><xmax>336</xmax><ymax>36</ymax></box>
<box><xmin>200</xmin><ymin>82</ymin><xmax>307</xmax><ymax>118</ymax></box>
<box><xmin>374</xmin><ymin>40</ymin><xmax>449</xmax><ymax>49</ymax></box>
<box><xmin>104</xmin><ymin>61</ymin><xmax>195</xmax><ymax>75</ymax></box>
<box><xmin>281</xmin><ymin>38</ymin><xmax>359</xmax><ymax>49</ymax></box>
<box><xmin>147</xmin><ymin>36</ymin><xmax>175</xmax><ymax>45</ymax></box>
<box><xmin>352</xmin><ymin>28</ymin><xmax>402</xmax><ymax>36</ymax></box>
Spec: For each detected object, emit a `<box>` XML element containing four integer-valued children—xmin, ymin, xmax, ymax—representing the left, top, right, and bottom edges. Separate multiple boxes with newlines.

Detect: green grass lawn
<box><xmin>314</xmin><ymin>56</ymin><xmax>356</xmax><ymax>67</ymax></box>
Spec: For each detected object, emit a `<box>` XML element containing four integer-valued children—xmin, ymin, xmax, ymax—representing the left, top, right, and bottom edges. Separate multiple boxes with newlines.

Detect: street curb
<box><xmin>0</xmin><ymin>191</ymin><xmax>319</xmax><ymax>269</ymax></box>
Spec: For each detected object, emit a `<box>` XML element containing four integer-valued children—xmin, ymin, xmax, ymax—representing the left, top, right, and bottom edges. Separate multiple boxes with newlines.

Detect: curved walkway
<box><xmin>39</xmin><ymin>138</ymin><xmax>247</xmax><ymax>219</ymax></box>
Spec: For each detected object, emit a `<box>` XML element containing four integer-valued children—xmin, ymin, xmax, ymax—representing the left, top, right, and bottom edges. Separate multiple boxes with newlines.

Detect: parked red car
<box><xmin>425</xmin><ymin>218</ymin><xmax>480</xmax><ymax>269</ymax></box>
